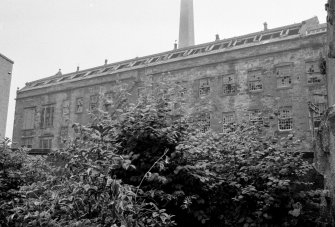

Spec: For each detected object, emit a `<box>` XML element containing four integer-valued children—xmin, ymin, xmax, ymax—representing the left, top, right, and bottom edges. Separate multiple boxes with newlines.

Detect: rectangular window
<box><xmin>60</xmin><ymin>126</ymin><xmax>69</xmax><ymax>139</ymax></box>
<box><xmin>22</xmin><ymin>137</ymin><xmax>33</xmax><ymax>148</ymax></box>
<box><xmin>222</xmin><ymin>74</ymin><xmax>236</xmax><ymax>95</ymax></box>
<box><xmin>310</xmin><ymin>102</ymin><xmax>327</xmax><ymax>129</ymax></box>
<box><xmin>306</xmin><ymin>61</ymin><xmax>323</xmax><ymax>84</ymax></box>
<box><xmin>276</xmin><ymin>65</ymin><xmax>292</xmax><ymax>88</ymax></box>
<box><xmin>199</xmin><ymin>112</ymin><xmax>211</xmax><ymax>132</ymax></box>
<box><xmin>40</xmin><ymin>105</ymin><xmax>54</xmax><ymax>129</ymax></box>
<box><xmin>76</xmin><ymin>97</ymin><xmax>84</xmax><ymax>113</ymax></box>
<box><xmin>249</xmin><ymin>110</ymin><xmax>263</xmax><ymax>124</ymax></box>
<box><xmin>89</xmin><ymin>95</ymin><xmax>99</xmax><ymax>111</ymax></box>
<box><xmin>104</xmin><ymin>92</ymin><xmax>114</xmax><ymax>111</ymax></box>
<box><xmin>222</xmin><ymin>112</ymin><xmax>235</xmax><ymax>132</ymax></box>
<box><xmin>23</xmin><ymin>108</ymin><xmax>35</xmax><ymax>130</ymax></box>
<box><xmin>199</xmin><ymin>78</ymin><xmax>210</xmax><ymax>96</ymax></box>
<box><xmin>62</xmin><ymin>100</ymin><xmax>70</xmax><ymax>116</ymax></box>
<box><xmin>39</xmin><ymin>137</ymin><xmax>52</xmax><ymax>149</ymax></box>
<box><xmin>278</xmin><ymin>107</ymin><xmax>293</xmax><ymax>131</ymax></box>
<box><xmin>248</xmin><ymin>70</ymin><xmax>263</xmax><ymax>91</ymax></box>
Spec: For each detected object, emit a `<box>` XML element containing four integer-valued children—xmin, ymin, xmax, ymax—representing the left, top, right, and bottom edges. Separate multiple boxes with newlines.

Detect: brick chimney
<box><xmin>178</xmin><ymin>0</ymin><xmax>195</xmax><ymax>48</ymax></box>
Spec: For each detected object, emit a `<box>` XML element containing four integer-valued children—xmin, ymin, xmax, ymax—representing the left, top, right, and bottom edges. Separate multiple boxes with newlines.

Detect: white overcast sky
<box><xmin>0</xmin><ymin>0</ymin><xmax>327</xmax><ymax>138</ymax></box>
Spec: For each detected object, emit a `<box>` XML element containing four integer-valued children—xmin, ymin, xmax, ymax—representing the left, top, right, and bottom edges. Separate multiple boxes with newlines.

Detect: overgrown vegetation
<box><xmin>1</xmin><ymin>78</ymin><xmax>332</xmax><ymax>226</ymax></box>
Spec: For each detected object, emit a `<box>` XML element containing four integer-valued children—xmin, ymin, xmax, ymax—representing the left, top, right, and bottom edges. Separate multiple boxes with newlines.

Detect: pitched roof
<box><xmin>20</xmin><ymin>17</ymin><xmax>326</xmax><ymax>92</ymax></box>
<box><xmin>0</xmin><ymin>52</ymin><xmax>14</xmax><ymax>64</ymax></box>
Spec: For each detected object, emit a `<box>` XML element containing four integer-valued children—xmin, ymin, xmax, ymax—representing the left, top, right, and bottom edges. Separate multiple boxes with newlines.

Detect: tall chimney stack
<box><xmin>178</xmin><ymin>0</ymin><xmax>195</xmax><ymax>48</ymax></box>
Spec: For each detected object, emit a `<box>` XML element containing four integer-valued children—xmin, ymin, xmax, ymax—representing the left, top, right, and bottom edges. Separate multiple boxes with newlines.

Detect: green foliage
<box><xmin>319</xmin><ymin>54</ymin><xmax>327</xmax><ymax>75</ymax></box>
<box><xmin>175</xmin><ymin>125</ymin><xmax>326</xmax><ymax>226</ymax></box>
<box><xmin>0</xmin><ymin>138</ymin><xmax>50</xmax><ymax>226</ymax></box>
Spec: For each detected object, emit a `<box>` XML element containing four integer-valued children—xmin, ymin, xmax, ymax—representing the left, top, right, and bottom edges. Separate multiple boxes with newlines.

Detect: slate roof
<box><xmin>20</xmin><ymin>17</ymin><xmax>326</xmax><ymax>92</ymax></box>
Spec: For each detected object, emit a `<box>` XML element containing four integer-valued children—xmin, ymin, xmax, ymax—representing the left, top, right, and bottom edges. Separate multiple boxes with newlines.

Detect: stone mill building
<box><xmin>12</xmin><ymin>0</ymin><xmax>328</xmax><ymax>150</ymax></box>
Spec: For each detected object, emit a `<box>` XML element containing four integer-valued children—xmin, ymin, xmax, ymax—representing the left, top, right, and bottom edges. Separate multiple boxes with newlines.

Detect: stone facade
<box><xmin>13</xmin><ymin>17</ymin><xmax>327</xmax><ymax>150</ymax></box>
<box><xmin>0</xmin><ymin>53</ymin><xmax>13</xmax><ymax>138</ymax></box>
<box><xmin>313</xmin><ymin>0</ymin><xmax>335</xmax><ymax>217</ymax></box>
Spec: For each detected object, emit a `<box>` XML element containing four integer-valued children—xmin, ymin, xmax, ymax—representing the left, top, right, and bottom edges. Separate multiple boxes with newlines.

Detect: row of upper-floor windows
<box><xmin>21</xmin><ymin>93</ymin><xmax>114</xmax><ymax>130</ymax></box>
<box><xmin>198</xmin><ymin>61</ymin><xmax>324</xmax><ymax>97</ymax></box>
<box><xmin>198</xmin><ymin>108</ymin><xmax>293</xmax><ymax>133</ymax></box>
<box><xmin>23</xmin><ymin>105</ymin><xmax>55</xmax><ymax>130</ymax></box>
<box><xmin>198</xmin><ymin>102</ymin><xmax>327</xmax><ymax>133</ymax></box>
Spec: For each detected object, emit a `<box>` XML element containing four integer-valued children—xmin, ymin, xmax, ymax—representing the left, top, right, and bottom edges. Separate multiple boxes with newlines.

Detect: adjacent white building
<box><xmin>0</xmin><ymin>53</ymin><xmax>13</xmax><ymax>138</ymax></box>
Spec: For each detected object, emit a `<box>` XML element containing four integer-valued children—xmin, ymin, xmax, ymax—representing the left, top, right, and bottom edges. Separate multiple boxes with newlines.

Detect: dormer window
<box><xmin>116</xmin><ymin>64</ymin><xmax>129</xmax><ymax>70</ymax></box>
<box><xmin>169</xmin><ymin>52</ymin><xmax>185</xmax><ymax>59</ymax></box>
<box><xmin>72</xmin><ymin>72</ymin><xmax>86</xmax><ymax>79</ymax></box>
<box><xmin>148</xmin><ymin>57</ymin><xmax>159</xmax><ymax>63</ymax></box>
<box><xmin>188</xmin><ymin>47</ymin><xmax>206</xmax><ymax>56</ymax></box>
<box><xmin>102</xmin><ymin>67</ymin><xmax>115</xmax><ymax>73</ymax></box>
<box><xmin>33</xmin><ymin>82</ymin><xmax>45</xmax><ymax>87</ymax></box>
<box><xmin>46</xmin><ymin>79</ymin><xmax>57</xmax><ymax>84</ymax></box>
<box><xmin>235</xmin><ymin>39</ymin><xmax>245</xmax><ymax>46</ymax></box>
<box><xmin>133</xmin><ymin>60</ymin><xmax>147</xmax><ymax>66</ymax></box>
<box><xmin>245</xmin><ymin>37</ymin><xmax>255</xmax><ymax>44</ymax></box>
<box><xmin>88</xmin><ymin>70</ymin><xmax>99</xmax><ymax>75</ymax></box>
<box><xmin>211</xmin><ymin>44</ymin><xmax>222</xmax><ymax>51</ymax></box>
<box><xmin>287</xmin><ymin>27</ymin><xmax>300</xmax><ymax>36</ymax></box>
<box><xmin>260</xmin><ymin>34</ymin><xmax>272</xmax><ymax>41</ymax></box>
<box><xmin>59</xmin><ymin>77</ymin><xmax>70</xmax><ymax>82</ymax></box>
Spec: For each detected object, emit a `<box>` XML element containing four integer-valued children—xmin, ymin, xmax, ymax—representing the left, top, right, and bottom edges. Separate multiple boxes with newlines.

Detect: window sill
<box><xmin>221</xmin><ymin>92</ymin><xmax>237</xmax><ymax>97</ymax></box>
<box><xmin>276</xmin><ymin>129</ymin><xmax>292</xmax><ymax>135</ymax></box>
<box><xmin>40</xmin><ymin>127</ymin><xmax>54</xmax><ymax>130</ymax></box>
<box><xmin>248</xmin><ymin>89</ymin><xmax>263</xmax><ymax>94</ymax></box>
<box><xmin>276</xmin><ymin>86</ymin><xmax>292</xmax><ymax>90</ymax></box>
<box><xmin>306</xmin><ymin>82</ymin><xmax>324</xmax><ymax>86</ymax></box>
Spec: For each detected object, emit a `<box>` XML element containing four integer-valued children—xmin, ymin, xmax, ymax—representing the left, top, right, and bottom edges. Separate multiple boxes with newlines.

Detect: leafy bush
<box><xmin>4</xmin><ymin>140</ymin><xmax>174</xmax><ymax>226</ymax></box>
<box><xmin>175</xmin><ymin>124</ymin><xmax>326</xmax><ymax>226</ymax></box>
